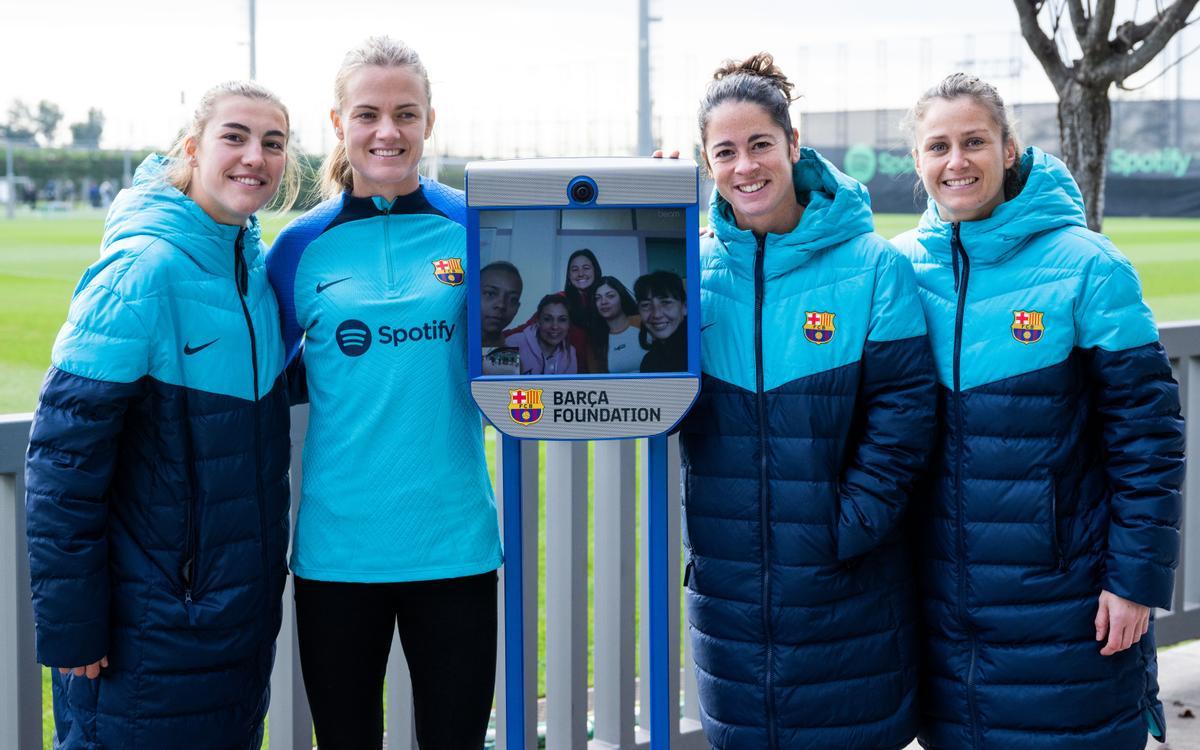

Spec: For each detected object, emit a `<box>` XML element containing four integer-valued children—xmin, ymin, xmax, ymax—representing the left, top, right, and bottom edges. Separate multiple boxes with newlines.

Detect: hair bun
<box><xmin>713</xmin><ymin>52</ymin><xmax>795</xmax><ymax>103</ymax></box>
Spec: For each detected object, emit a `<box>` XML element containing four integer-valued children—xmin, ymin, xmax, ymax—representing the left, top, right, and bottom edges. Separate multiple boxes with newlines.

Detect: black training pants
<box><xmin>294</xmin><ymin>572</ymin><xmax>498</xmax><ymax>750</ymax></box>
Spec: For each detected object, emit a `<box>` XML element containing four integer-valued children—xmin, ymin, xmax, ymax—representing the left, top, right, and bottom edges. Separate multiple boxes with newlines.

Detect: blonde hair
<box><xmin>166</xmin><ymin>80</ymin><xmax>303</xmax><ymax>213</ymax></box>
<box><xmin>903</xmin><ymin>73</ymin><xmax>1024</xmax><ymax>200</ymax></box>
<box><xmin>319</xmin><ymin>36</ymin><xmax>432</xmax><ymax>199</ymax></box>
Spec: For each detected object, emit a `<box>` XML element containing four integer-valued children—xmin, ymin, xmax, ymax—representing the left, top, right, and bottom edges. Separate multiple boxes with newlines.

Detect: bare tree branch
<box><xmin>1116</xmin><ymin>39</ymin><xmax>1200</xmax><ymax>89</ymax></box>
<box><xmin>1016</xmin><ymin>0</ymin><xmax>1072</xmax><ymax>88</ymax></box>
<box><xmin>1113</xmin><ymin>16</ymin><xmax>1163</xmax><ymax>51</ymax></box>
<box><xmin>1097</xmin><ymin>0</ymin><xmax>1200</xmax><ymax>81</ymax></box>
<box><xmin>1066</xmin><ymin>0</ymin><xmax>1092</xmax><ymax>39</ymax></box>
<box><xmin>1086</xmin><ymin>0</ymin><xmax>1118</xmax><ymax>54</ymax></box>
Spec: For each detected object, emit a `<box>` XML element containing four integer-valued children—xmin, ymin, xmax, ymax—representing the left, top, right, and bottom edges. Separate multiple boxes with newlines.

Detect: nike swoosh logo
<box><xmin>700</xmin><ymin>323</ymin><xmax>717</xmax><ymax>332</ymax></box>
<box><xmin>316</xmin><ymin>277</ymin><xmax>352</xmax><ymax>294</ymax></box>
<box><xmin>183</xmin><ymin>339</ymin><xmax>218</xmax><ymax>356</ymax></box>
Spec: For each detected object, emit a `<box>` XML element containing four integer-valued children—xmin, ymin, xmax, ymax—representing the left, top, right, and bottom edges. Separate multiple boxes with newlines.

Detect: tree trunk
<box><xmin>1055</xmin><ymin>81</ymin><xmax>1112</xmax><ymax>231</ymax></box>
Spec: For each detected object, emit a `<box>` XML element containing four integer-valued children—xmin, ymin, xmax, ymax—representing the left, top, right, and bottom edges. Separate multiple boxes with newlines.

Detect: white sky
<box><xmin>3</xmin><ymin>0</ymin><xmax>1196</xmax><ymax>156</ymax></box>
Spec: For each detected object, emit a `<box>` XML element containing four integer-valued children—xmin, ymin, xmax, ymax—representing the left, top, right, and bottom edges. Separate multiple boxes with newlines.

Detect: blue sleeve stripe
<box><xmin>266</xmin><ymin>196</ymin><xmax>344</xmax><ymax>363</ymax></box>
<box><xmin>422</xmin><ymin>179</ymin><xmax>467</xmax><ymax>227</ymax></box>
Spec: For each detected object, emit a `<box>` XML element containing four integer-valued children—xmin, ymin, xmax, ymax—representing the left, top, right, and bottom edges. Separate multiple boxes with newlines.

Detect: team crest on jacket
<box><xmin>509</xmin><ymin>388</ymin><xmax>544</xmax><ymax>425</ymax></box>
<box><xmin>804</xmin><ymin>311</ymin><xmax>836</xmax><ymax>344</ymax></box>
<box><xmin>1011</xmin><ymin>310</ymin><xmax>1045</xmax><ymax>344</ymax></box>
<box><xmin>433</xmin><ymin>258</ymin><xmax>464</xmax><ymax>286</ymax></box>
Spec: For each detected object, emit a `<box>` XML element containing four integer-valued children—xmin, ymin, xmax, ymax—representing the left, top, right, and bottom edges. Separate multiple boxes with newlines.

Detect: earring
<box><xmin>189</xmin><ymin>156</ymin><xmax>198</xmax><ymax>167</ymax></box>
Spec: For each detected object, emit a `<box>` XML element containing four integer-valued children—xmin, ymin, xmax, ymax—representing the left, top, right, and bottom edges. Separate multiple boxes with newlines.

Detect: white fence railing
<box><xmin>3</xmin><ymin>320</ymin><xmax>1198</xmax><ymax>749</ymax></box>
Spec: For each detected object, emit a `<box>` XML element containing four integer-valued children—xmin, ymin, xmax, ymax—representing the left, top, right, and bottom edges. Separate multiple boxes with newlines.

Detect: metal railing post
<box><xmin>546</xmin><ymin>441</ymin><xmax>589</xmax><ymax>748</ymax></box>
<box><xmin>0</xmin><ymin>415</ymin><xmax>42</xmax><ymax>750</ymax></box>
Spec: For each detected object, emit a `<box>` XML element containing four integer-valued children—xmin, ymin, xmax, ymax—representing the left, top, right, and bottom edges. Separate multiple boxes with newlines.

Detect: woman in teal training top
<box><xmin>265</xmin><ymin>36</ymin><xmax>501</xmax><ymax>749</ymax></box>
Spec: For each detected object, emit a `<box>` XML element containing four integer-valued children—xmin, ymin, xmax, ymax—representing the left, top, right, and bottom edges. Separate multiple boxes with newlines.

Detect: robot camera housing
<box><xmin>465</xmin><ymin>156</ymin><xmax>701</xmax><ymax>440</ymax></box>
<box><xmin>567</xmin><ymin>176</ymin><xmax>597</xmax><ymax>205</ymax></box>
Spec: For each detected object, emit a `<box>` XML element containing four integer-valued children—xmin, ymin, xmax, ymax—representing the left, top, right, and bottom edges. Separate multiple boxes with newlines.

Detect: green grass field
<box><xmin>2</xmin><ymin>211</ymin><xmax>1196</xmax><ymax>413</ymax></box>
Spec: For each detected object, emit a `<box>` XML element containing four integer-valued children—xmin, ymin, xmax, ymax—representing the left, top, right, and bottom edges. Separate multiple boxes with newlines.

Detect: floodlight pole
<box><xmin>637</xmin><ymin>0</ymin><xmax>660</xmax><ymax>156</ymax></box>
<box><xmin>249</xmin><ymin>0</ymin><xmax>257</xmax><ymax>80</ymax></box>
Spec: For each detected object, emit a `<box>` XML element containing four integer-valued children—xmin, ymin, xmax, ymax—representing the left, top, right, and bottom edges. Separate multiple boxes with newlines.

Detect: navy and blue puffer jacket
<box><xmin>679</xmin><ymin>149</ymin><xmax>937</xmax><ymax>749</ymax></box>
<box><xmin>892</xmin><ymin>148</ymin><xmax>1185</xmax><ymax>750</ymax></box>
<box><xmin>25</xmin><ymin>155</ymin><xmax>292</xmax><ymax>749</ymax></box>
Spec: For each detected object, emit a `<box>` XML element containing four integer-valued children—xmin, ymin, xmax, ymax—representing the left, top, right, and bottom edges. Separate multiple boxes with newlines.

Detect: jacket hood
<box><xmin>100</xmin><ymin>154</ymin><xmax>263</xmax><ymax>274</ymax></box>
<box><xmin>708</xmin><ymin>148</ymin><xmax>875</xmax><ymax>277</ymax></box>
<box><xmin>915</xmin><ymin>147</ymin><xmax>1087</xmax><ymax>266</ymax></box>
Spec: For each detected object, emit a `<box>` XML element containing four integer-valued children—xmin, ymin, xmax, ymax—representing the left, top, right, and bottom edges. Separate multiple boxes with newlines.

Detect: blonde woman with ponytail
<box><xmin>266</xmin><ymin>36</ymin><xmax>500</xmax><ymax>749</ymax></box>
<box><xmin>675</xmin><ymin>53</ymin><xmax>936</xmax><ymax>749</ymax></box>
<box><xmin>26</xmin><ymin>81</ymin><xmax>298</xmax><ymax>748</ymax></box>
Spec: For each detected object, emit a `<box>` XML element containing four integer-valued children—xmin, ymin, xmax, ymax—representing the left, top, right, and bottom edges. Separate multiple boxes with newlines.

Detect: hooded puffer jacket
<box><xmin>678</xmin><ymin>148</ymin><xmax>937</xmax><ymax>749</ymax></box>
<box><xmin>892</xmin><ymin>147</ymin><xmax>1184</xmax><ymax>750</ymax></box>
<box><xmin>25</xmin><ymin>155</ymin><xmax>291</xmax><ymax>749</ymax></box>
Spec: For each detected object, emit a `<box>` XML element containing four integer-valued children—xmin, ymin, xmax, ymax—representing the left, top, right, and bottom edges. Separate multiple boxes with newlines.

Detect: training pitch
<box><xmin>1</xmin><ymin>211</ymin><xmax>1197</xmax><ymax>414</ymax></box>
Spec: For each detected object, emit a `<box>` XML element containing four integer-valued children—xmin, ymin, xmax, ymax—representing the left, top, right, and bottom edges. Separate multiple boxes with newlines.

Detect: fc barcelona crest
<box><xmin>508</xmin><ymin>388</ymin><xmax>544</xmax><ymax>425</ymax></box>
<box><xmin>433</xmin><ymin>258</ymin><xmax>464</xmax><ymax>286</ymax></box>
<box><xmin>1011</xmin><ymin>310</ymin><xmax>1045</xmax><ymax>344</ymax></box>
<box><xmin>803</xmin><ymin>311</ymin><xmax>836</xmax><ymax>345</ymax></box>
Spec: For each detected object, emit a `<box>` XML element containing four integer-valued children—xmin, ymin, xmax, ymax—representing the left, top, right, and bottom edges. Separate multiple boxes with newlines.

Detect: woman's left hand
<box><xmin>1095</xmin><ymin>590</ymin><xmax>1151</xmax><ymax>656</ymax></box>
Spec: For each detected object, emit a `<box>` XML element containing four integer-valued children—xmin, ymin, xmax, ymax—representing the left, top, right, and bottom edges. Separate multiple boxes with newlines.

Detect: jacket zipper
<box><xmin>382</xmin><ymin>199</ymin><xmax>396</xmax><ymax>294</ymax></box>
<box><xmin>233</xmin><ymin>229</ymin><xmax>270</xmax><ymax>617</ymax></box>
<box><xmin>182</xmin><ymin>497</ymin><xmax>196</xmax><ymax>604</ymax></box>
<box><xmin>754</xmin><ymin>233</ymin><xmax>778</xmax><ymax>749</ymax></box>
<box><xmin>951</xmin><ymin>223</ymin><xmax>980</xmax><ymax>750</ymax></box>
<box><xmin>1050</xmin><ymin>480</ymin><xmax>1066</xmax><ymax>571</ymax></box>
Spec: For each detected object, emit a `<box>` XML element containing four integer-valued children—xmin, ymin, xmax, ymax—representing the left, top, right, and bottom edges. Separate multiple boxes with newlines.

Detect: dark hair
<box><xmin>698</xmin><ymin>52</ymin><xmax>798</xmax><ymax>150</ymax></box>
<box><xmin>563</xmin><ymin>249</ymin><xmax>602</xmax><ymax>294</ymax></box>
<box><xmin>536</xmin><ymin>293</ymin><xmax>568</xmax><ymax>317</ymax></box>
<box><xmin>594</xmin><ymin>276</ymin><xmax>638</xmax><ymax>318</ymax></box>
<box><xmin>589</xmin><ymin>275</ymin><xmax>638</xmax><ymax>364</ymax></box>
<box><xmin>903</xmin><ymin>72</ymin><xmax>1025</xmax><ymax>202</ymax></box>
<box><xmin>481</xmin><ymin>260</ymin><xmax>522</xmax><ymax>282</ymax></box>
<box><xmin>562</xmin><ymin>248</ymin><xmax>602</xmax><ymax>330</ymax></box>
<box><xmin>633</xmin><ymin>271</ymin><xmax>686</xmax><ymax>350</ymax></box>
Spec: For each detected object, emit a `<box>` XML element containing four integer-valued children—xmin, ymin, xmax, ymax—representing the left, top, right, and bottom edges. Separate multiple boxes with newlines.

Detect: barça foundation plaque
<box><xmin>467</xmin><ymin>157</ymin><xmax>701</xmax><ymax>749</ymax></box>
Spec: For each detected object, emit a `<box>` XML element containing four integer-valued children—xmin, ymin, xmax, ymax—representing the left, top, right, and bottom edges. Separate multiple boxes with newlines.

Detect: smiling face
<box><xmin>594</xmin><ymin>283</ymin><xmax>623</xmax><ymax>321</ymax></box>
<box><xmin>568</xmin><ymin>255</ymin><xmax>596</xmax><ymax>290</ymax></box>
<box><xmin>537</xmin><ymin>302</ymin><xmax>570</xmax><ymax>349</ymax></box>
<box><xmin>639</xmin><ymin>293</ymin><xmax>685</xmax><ymax>341</ymax></box>
<box><xmin>913</xmin><ymin>96</ymin><xmax>1017</xmax><ymax>223</ymax></box>
<box><xmin>185</xmin><ymin>95</ymin><xmax>287</xmax><ymax>225</ymax></box>
<box><xmin>333</xmin><ymin>65</ymin><xmax>434</xmax><ymax>200</ymax></box>
<box><xmin>703</xmin><ymin>100</ymin><xmax>802</xmax><ymax>235</ymax></box>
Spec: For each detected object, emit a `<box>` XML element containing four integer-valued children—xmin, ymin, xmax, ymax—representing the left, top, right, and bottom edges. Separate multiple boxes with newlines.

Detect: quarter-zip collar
<box><xmin>341</xmin><ymin>176</ymin><xmax>432</xmax><ymax>216</ymax></box>
<box><xmin>915</xmin><ymin>147</ymin><xmax>1087</xmax><ymax>268</ymax></box>
<box><xmin>708</xmin><ymin>148</ymin><xmax>875</xmax><ymax>283</ymax></box>
<box><xmin>101</xmin><ymin>154</ymin><xmax>262</xmax><ymax>278</ymax></box>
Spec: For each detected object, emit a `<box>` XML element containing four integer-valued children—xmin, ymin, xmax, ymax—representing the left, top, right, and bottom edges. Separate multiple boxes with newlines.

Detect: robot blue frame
<box><xmin>465</xmin><ymin>158</ymin><xmax>701</xmax><ymax>748</ymax></box>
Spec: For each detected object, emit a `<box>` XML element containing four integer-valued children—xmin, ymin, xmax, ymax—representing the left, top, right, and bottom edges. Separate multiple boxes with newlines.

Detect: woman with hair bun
<box><xmin>266</xmin><ymin>36</ymin><xmax>500</xmax><ymax>750</ymax></box>
<box><xmin>676</xmin><ymin>53</ymin><xmax>936</xmax><ymax>749</ymax></box>
<box><xmin>26</xmin><ymin>80</ymin><xmax>299</xmax><ymax>748</ymax></box>
<box><xmin>893</xmin><ymin>72</ymin><xmax>1184</xmax><ymax>750</ymax></box>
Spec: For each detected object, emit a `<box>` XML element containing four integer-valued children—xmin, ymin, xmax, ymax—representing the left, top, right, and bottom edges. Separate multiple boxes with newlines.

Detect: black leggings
<box><xmin>294</xmin><ymin>572</ymin><xmax>498</xmax><ymax>750</ymax></box>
